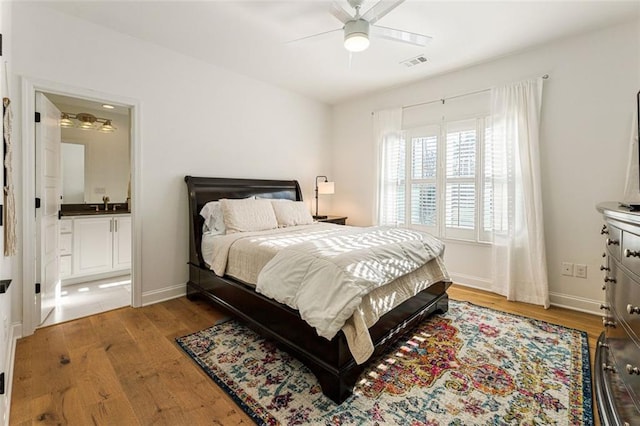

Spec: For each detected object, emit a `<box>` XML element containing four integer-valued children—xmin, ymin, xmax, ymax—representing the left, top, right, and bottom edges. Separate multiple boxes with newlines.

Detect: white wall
<box><xmin>9</xmin><ymin>3</ymin><xmax>331</xmax><ymax>317</ymax></box>
<box><xmin>331</xmin><ymin>19</ymin><xmax>640</xmax><ymax>313</ymax></box>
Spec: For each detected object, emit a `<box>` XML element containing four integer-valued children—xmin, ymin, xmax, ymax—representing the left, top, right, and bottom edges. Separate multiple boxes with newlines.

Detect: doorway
<box><xmin>41</xmin><ymin>92</ymin><xmax>132</xmax><ymax>326</ymax></box>
<box><xmin>22</xmin><ymin>77</ymin><xmax>141</xmax><ymax>336</ymax></box>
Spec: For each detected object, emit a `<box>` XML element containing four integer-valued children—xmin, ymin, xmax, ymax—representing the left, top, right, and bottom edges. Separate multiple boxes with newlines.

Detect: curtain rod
<box><xmin>401</xmin><ymin>74</ymin><xmax>549</xmax><ymax>111</ymax></box>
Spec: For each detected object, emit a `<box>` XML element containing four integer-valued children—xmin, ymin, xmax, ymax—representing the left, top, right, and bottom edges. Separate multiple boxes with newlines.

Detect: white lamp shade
<box><xmin>318</xmin><ymin>181</ymin><xmax>335</xmax><ymax>195</ymax></box>
<box><xmin>344</xmin><ymin>33</ymin><xmax>369</xmax><ymax>52</ymax></box>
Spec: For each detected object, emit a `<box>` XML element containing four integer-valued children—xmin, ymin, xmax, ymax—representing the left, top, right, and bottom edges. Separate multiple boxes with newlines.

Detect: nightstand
<box><xmin>316</xmin><ymin>216</ymin><xmax>348</xmax><ymax>225</ymax></box>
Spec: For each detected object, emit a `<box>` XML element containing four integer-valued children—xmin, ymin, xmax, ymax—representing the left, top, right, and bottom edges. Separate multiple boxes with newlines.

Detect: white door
<box><xmin>35</xmin><ymin>93</ymin><xmax>62</xmax><ymax>324</ymax></box>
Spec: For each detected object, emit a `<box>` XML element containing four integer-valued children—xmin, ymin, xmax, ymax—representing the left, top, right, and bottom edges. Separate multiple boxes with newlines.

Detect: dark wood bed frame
<box><xmin>184</xmin><ymin>175</ymin><xmax>451</xmax><ymax>404</ymax></box>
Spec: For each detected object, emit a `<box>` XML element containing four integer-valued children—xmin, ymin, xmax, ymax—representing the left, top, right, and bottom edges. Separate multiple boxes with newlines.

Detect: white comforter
<box><xmin>255</xmin><ymin>226</ymin><xmax>444</xmax><ymax>340</ymax></box>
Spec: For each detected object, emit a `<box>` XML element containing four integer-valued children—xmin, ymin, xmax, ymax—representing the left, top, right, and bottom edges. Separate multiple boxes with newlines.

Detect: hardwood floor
<box><xmin>10</xmin><ymin>284</ymin><xmax>602</xmax><ymax>425</ymax></box>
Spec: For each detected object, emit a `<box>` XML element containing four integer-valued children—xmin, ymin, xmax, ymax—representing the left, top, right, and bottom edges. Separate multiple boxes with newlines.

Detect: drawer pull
<box><xmin>607</xmin><ymin>238</ymin><xmax>620</xmax><ymax>246</ymax></box>
<box><xmin>602</xmin><ymin>363</ymin><xmax>616</xmax><ymax>373</ymax></box>
<box><xmin>600</xmin><ymin>265</ymin><xmax>610</xmax><ymax>271</ymax></box>
<box><xmin>627</xmin><ymin>304</ymin><xmax>640</xmax><ymax>315</ymax></box>
<box><xmin>602</xmin><ymin>318</ymin><xmax>616</xmax><ymax>328</ymax></box>
<box><xmin>598</xmin><ymin>341</ymin><xmax>609</xmax><ymax>349</ymax></box>
<box><xmin>601</xmin><ymin>225</ymin><xmax>609</xmax><ymax>235</ymax></box>
<box><xmin>626</xmin><ymin>364</ymin><xmax>640</xmax><ymax>375</ymax></box>
<box><xmin>604</xmin><ymin>276</ymin><xmax>616</xmax><ymax>283</ymax></box>
<box><xmin>624</xmin><ymin>248</ymin><xmax>640</xmax><ymax>258</ymax></box>
<box><xmin>599</xmin><ymin>304</ymin><xmax>610</xmax><ymax>311</ymax></box>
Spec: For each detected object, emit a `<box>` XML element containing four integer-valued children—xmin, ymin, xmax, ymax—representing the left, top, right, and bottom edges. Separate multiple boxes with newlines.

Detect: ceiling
<box><xmin>43</xmin><ymin>1</ymin><xmax>639</xmax><ymax>105</ymax></box>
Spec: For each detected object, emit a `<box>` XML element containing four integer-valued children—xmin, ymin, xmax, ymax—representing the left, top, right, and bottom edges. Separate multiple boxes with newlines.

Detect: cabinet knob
<box><xmin>626</xmin><ymin>364</ymin><xmax>640</xmax><ymax>375</ymax></box>
<box><xmin>602</xmin><ymin>363</ymin><xmax>616</xmax><ymax>373</ymax></box>
<box><xmin>601</xmin><ymin>225</ymin><xmax>609</xmax><ymax>235</ymax></box>
<box><xmin>600</xmin><ymin>265</ymin><xmax>610</xmax><ymax>271</ymax></box>
<box><xmin>624</xmin><ymin>248</ymin><xmax>640</xmax><ymax>258</ymax></box>
<box><xmin>607</xmin><ymin>238</ymin><xmax>620</xmax><ymax>246</ymax></box>
<box><xmin>599</xmin><ymin>304</ymin><xmax>610</xmax><ymax>311</ymax></box>
<box><xmin>602</xmin><ymin>318</ymin><xmax>616</xmax><ymax>328</ymax></box>
<box><xmin>627</xmin><ymin>304</ymin><xmax>640</xmax><ymax>315</ymax></box>
<box><xmin>604</xmin><ymin>276</ymin><xmax>617</xmax><ymax>283</ymax></box>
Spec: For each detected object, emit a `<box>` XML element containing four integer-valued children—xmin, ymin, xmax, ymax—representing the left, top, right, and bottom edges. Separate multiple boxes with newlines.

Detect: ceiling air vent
<box><xmin>401</xmin><ymin>55</ymin><xmax>428</xmax><ymax>68</ymax></box>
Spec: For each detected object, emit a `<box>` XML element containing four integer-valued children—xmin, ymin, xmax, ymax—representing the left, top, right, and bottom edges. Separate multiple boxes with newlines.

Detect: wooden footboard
<box><xmin>187</xmin><ymin>263</ymin><xmax>450</xmax><ymax>403</ymax></box>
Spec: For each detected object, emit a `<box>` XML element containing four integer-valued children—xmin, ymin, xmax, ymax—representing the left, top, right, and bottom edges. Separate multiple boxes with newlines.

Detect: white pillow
<box><xmin>271</xmin><ymin>200</ymin><xmax>314</xmax><ymax>227</ymax></box>
<box><xmin>221</xmin><ymin>198</ymin><xmax>278</xmax><ymax>234</ymax></box>
<box><xmin>199</xmin><ymin>201</ymin><xmax>225</xmax><ymax>235</ymax></box>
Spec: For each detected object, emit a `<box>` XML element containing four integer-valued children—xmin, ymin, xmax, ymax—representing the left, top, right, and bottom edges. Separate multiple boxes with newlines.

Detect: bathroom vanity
<box><xmin>60</xmin><ymin>207</ymin><xmax>131</xmax><ymax>285</ymax></box>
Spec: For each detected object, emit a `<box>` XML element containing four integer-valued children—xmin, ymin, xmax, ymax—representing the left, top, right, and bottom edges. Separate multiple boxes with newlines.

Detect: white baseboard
<box><xmin>448</xmin><ymin>273</ymin><xmax>492</xmax><ymax>291</ymax></box>
<box><xmin>141</xmin><ymin>283</ymin><xmax>186</xmax><ymax>306</ymax></box>
<box><xmin>450</xmin><ymin>276</ymin><xmax>601</xmax><ymax>316</ymax></box>
<box><xmin>3</xmin><ymin>322</ymin><xmax>22</xmax><ymax>426</ymax></box>
<box><xmin>549</xmin><ymin>291</ymin><xmax>602</xmax><ymax>316</ymax></box>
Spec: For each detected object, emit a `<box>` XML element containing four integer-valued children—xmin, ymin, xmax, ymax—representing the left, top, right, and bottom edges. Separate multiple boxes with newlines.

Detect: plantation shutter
<box><xmin>444</xmin><ymin>119</ymin><xmax>477</xmax><ymax>239</ymax></box>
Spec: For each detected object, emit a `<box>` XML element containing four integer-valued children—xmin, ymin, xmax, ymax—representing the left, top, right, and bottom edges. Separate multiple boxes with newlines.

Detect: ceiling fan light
<box><xmin>344</xmin><ymin>32</ymin><xmax>369</xmax><ymax>52</ymax></box>
<box><xmin>344</xmin><ymin>18</ymin><xmax>370</xmax><ymax>52</ymax></box>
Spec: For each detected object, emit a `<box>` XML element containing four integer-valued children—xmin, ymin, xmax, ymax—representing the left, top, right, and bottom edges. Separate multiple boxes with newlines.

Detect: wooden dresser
<box><xmin>596</xmin><ymin>202</ymin><xmax>640</xmax><ymax>424</ymax></box>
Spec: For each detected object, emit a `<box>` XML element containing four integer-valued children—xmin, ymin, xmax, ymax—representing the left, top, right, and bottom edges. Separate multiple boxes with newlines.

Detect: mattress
<box><xmin>201</xmin><ymin>224</ymin><xmax>449</xmax><ymax>363</ymax></box>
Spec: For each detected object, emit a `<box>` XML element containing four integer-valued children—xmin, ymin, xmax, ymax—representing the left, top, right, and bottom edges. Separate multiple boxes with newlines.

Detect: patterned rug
<box><xmin>176</xmin><ymin>300</ymin><xmax>593</xmax><ymax>425</ymax></box>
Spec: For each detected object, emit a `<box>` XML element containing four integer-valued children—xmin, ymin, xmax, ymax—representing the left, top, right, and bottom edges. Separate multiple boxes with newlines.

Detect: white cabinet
<box><xmin>113</xmin><ymin>216</ymin><xmax>131</xmax><ymax>270</ymax></box>
<box><xmin>59</xmin><ymin>218</ymin><xmax>73</xmax><ymax>278</ymax></box>
<box><xmin>60</xmin><ymin>214</ymin><xmax>131</xmax><ymax>283</ymax></box>
<box><xmin>74</xmin><ymin>217</ymin><xmax>113</xmax><ymax>276</ymax></box>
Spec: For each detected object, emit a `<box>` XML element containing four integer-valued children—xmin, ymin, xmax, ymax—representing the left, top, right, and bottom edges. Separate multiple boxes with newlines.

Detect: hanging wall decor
<box><xmin>3</xmin><ymin>96</ymin><xmax>16</xmax><ymax>256</ymax></box>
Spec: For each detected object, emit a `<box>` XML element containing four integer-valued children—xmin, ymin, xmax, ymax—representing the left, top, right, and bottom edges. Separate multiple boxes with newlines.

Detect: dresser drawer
<box><xmin>607</xmin><ymin>224</ymin><xmax>622</xmax><ymax>261</ymax></box>
<box><xmin>610</xmin><ymin>266</ymin><xmax>640</xmax><ymax>344</ymax></box>
<box><xmin>622</xmin><ymin>230</ymin><xmax>640</xmax><ymax>278</ymax></box>
<box><xmin>605</xmin><ymin>325</ymin><xmax>640</xmax><ymax>412</ymax></box>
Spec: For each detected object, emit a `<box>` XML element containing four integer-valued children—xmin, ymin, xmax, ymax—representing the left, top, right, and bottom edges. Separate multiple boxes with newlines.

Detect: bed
<box><xmin>184</xmin><ymin>175</ymin><xmax>451</xmax><ymax>403</ymax></box>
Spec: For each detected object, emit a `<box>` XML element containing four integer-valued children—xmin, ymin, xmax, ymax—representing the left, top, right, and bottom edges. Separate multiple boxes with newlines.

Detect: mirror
<box><xmin>61</xmin><ymin>143</ymin><xmax>85</xmax><ymax>203</ymax></box>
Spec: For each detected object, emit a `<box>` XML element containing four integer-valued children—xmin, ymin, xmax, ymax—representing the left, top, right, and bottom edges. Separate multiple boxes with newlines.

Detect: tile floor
<box><xmin>41</xmin><ymin>274</ymin><xmax>131</xmax><ymax>327</ymax></box>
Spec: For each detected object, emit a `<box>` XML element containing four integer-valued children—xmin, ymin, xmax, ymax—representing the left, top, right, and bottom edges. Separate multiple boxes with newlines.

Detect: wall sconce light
<box><xmin>314</xmin><ymin>175</ymin><xmax>335</xmax><ymax>219</ymax></box>
<box><xmin>59</xmin><ymin>112</ymin><xmax>117</xmax><ymax>133</ymax></box>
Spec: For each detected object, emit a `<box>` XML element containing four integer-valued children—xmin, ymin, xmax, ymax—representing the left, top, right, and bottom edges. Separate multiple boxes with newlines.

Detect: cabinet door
<box><xmin>113</xmin><ymin>216</ymin><xmax>132</xmax><ymax>270</ymax></box>
<box><xmin>73</xmin><ymin>217</ymin><xmax>113</xmax><ymax>276</ymax></box>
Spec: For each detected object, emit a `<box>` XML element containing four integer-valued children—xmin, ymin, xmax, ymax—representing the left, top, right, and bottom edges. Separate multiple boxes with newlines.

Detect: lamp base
<box><xmin>313</xmin><ymin>215</ymin><xmax>328</xmax><ymax>220</ymax></box>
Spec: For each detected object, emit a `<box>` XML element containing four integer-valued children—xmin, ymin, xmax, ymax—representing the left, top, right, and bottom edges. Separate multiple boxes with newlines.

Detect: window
<box><xmin>380</xmin><ymin>116</ymin><xmax>490</xmax><ymax>243</ymax></box>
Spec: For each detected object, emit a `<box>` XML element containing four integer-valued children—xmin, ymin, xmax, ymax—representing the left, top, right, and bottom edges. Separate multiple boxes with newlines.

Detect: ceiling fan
<box><xmin>290</xmin><ymin>0</ymin><xmax>432</xmax><ymax>53</ymax></box>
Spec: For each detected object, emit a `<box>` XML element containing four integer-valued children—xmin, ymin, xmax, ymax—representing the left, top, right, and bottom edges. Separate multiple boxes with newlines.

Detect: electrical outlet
<box><xmin>561</xmin><ymin>262</ymin><xmax>574</xmax><ymax>276</ymax></box>
<box><xmin>575</xmin><ymin>264</ymin><xmax>587</xmax><ymax>278</ymax></box>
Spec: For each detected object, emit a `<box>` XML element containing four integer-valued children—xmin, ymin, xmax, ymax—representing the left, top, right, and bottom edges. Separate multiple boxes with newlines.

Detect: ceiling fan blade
<box><xmin>362</xmin><ymin>0</ymin><xmax>405</xmax><ymax>25</ymax></box>
<box><xmin>372</xmin><ymin>25</ymin><xmax>432</xmax><ymax>47</ymax></box>
<box><xmin>330</xmin><ymin>1</ymin><xmax>352</xmax><ymax>24</ymax></box>
<box><xmin>286</xmin><ymin>28</ymin><xmax>342</xmax><ymax>45</ymax></box>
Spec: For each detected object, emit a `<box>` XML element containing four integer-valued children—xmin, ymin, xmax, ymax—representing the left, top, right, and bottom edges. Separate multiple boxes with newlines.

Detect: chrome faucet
<box><xmin>102</xmin><ymin>195</ymin><xmax>110</xmax><ymax>211</ymax></box>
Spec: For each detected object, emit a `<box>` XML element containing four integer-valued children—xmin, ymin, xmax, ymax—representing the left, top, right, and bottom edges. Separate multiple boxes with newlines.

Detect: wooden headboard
<box><xmin>184</xmin><ymin>176</ymin><xmax>303</xmax><ymax>267</ymax></box>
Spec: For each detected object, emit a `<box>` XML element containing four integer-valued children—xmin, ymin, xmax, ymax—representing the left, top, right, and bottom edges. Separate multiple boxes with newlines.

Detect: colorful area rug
<box><xmin>176</xmin><ymin>300</ymin><xmax>593</xmax><ymax>425</ymax></box>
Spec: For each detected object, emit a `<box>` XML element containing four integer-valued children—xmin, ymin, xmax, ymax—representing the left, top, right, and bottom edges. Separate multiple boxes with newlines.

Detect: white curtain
<box><xmin>488</xmin><ymin>78</ymin><xmax>549</xmax><ymax>308</ymax></box>
<box><xmin>373</xmin><ymin>108</ymin><xmax>404</xmax><ymax>225</ymax></box>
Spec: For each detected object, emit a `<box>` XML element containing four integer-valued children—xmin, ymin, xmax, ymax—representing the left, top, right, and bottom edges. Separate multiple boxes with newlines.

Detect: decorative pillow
<box><xmin>199</xmin><ymin>201</ymin><xmax>225</xmax><ymax>235</ymax></box>
<box><xmin>271</xmin><ymin>200</ymin><xmax>314</xmax><ymax>227</ymax></box>
<box><xmin>221</xmin><ymin>198</ymin><xmax>278</xmax><ymax>234</ymax></box>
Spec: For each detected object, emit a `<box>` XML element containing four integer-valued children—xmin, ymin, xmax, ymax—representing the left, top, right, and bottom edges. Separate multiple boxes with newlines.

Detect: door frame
<box><xmin>21</xmin><ymin>76</ymin><xmax>143</xmax><ymax>336</ymax></box>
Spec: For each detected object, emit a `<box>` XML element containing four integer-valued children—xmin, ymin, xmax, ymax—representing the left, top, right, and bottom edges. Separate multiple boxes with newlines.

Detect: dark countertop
<box><xmin>60</xmin><ymin>203</ymin><xmax>130</xmax><ymax>217</ymax></box>
<box><xmin>60</xmin><ymin>210</ymin><xmax>131</xmax><ymax>217</ymax></box>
